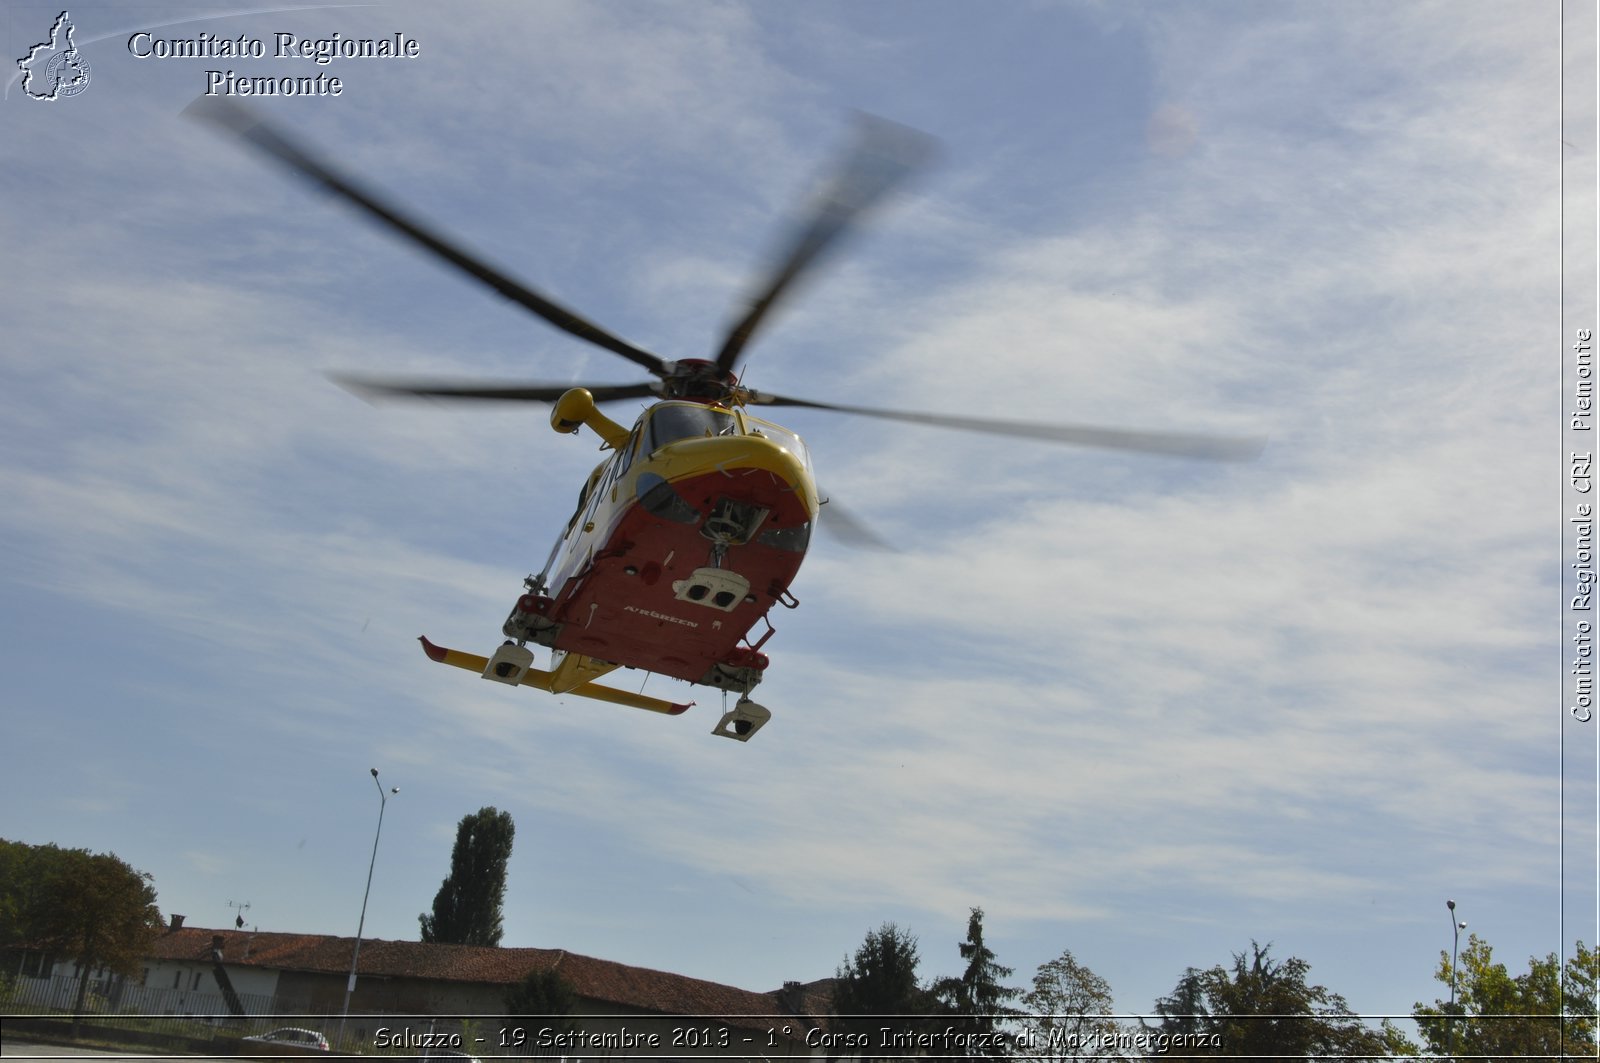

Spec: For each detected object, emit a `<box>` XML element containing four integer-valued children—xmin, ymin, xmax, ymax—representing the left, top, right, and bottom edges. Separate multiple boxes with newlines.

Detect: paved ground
<box><xmin>0</xmin><ymin>1038</ymin><xmax>231</xmax><ymax>1061</ymax></box>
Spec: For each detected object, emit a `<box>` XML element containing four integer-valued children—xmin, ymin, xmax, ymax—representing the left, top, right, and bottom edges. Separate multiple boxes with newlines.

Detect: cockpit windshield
<box><xmin>645</xmin><ymin>403</ymin><xmax>739</xmax><ymax>450</ymax></box>
<box><xmin>743</xmin><ymin>415</ymin><xmax>813</xmax><ymax>473</ymax></box>
<box><xmin>641</xmin><ymin>403</ymin><xmax>814</xmax><ymax>475</ymax></box>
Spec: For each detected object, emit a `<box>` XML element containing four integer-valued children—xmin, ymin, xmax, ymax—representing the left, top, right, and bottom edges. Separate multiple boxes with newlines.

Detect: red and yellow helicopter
<box><xmin>194</xmin><ymin>101</ymin><xmax>1261</xmax><ymax>741</ymax></box>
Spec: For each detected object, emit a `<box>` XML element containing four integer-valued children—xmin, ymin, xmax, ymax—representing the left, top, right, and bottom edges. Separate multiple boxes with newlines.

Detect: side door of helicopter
<box><xmin>546</xmin><ymin>420</ymin><xmax>646</xmax><ymax>602</ymax></box>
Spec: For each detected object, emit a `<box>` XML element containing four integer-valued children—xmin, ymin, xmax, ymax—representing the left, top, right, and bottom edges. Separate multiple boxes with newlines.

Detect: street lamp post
<box><xmin>338</xmin><ymin>769</ymin><xmax>398</xmax><ymax>1046</ymax></box>
<box><xmin>1446</xmin><ymin>899</ymin><xmax>1466</xmax><ymax>1062</ymax></box>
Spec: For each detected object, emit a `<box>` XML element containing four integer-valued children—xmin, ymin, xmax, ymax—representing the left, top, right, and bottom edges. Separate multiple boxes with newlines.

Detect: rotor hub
<box><xmin>660</xmin><ymin>359</ymin><xmax>740</xmax><ymax>401</ymax></box>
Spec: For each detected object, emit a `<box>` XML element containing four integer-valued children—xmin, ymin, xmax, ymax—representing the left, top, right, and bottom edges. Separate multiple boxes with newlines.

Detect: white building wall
<box><xmin>41</xmin><ymin>956</ymin><xmax>282</xmax><ymax>1016</ymax></box>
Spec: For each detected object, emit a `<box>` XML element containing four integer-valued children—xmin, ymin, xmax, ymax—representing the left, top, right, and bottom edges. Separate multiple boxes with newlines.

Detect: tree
<box><xmin>0</xmin><ymin>839</ymin><xmax>45</xmax><ymax>947</ymax></box>
<box><xmin>1202</xmin><ymin>943</ymin><xmax>1391</xmax><ymax>1060</ymax></box>
<box><xmin>931</xmin><ymin>908</ymin><xmax>1021</xmax><ymax>1061</ymax></box>
<box><xmin>419</xmin><ymin>807</ymin><xmax>515</xmax><ymax>946</ymax></box>
<box><xmin>504</xmin><ymin>966</ymin><xmax>579</xmax><ymax>1035</ymax></box>
<box><xmin>1412</xmin><ymin>934</ymin><xmax>1598</xmax><ymax>1060</ymax></box>
<box><xmin>1146</xmin><ymin>942</ymin><xmax>1401</xmax><ymax>1060</ymax></box>
<box><xmin>832</xmin><ymin>922</ymin><xmax>931</xmax><ymax>1062</ymax></box>
<box><xmin>1019</xmin><ymin>947</ymin><xmax>1126</xmax><ymax>1061</ymax></box>
<box><xmin>1148</xmin><ymin>967</ymin><xmax>1210</xmax><ymax>1049</ymax></box>
<box><xmin>0</xmin><ymin>841</ymin><xmax>162</xmax><ymax>1023</ymax></box>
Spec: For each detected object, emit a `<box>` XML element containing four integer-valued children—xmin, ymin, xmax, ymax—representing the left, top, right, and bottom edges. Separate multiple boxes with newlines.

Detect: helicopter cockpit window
<box><xmin>603</xmin><ymin>428</ymin><xmax>641</xmax><ymax>489</ymax></box>
<box><xmin>566</xmin><ymin>465</ymin><xmax>605</xmax><ymax>533</ymax></box>
<box><xmin>645</xmin><ymin>403</ymin><xmax>739</xmax><ymax>452</ymax></box>
<box><xmin>616</xmin><ymin>428</ymin><xmax>641</xmax><ymax>474</ymax></box>
<box><xmin>743</xmin><ymin>415</ymin><xmax>814</xmax><ymax>473</ymax></box>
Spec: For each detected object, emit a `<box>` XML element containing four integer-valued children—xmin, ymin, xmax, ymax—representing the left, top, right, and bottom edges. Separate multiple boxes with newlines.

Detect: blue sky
<box><xmin>1</xmin><ymin>0</ymin><xmax>1592</xmax><ymax>1024</ymax></box>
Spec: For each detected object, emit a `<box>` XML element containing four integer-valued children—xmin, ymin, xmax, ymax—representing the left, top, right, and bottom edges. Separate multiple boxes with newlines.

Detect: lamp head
<box><xmin>370</xmin><ymin>768</ymin><xmax>379</xmax><ymax>778</ymax></box>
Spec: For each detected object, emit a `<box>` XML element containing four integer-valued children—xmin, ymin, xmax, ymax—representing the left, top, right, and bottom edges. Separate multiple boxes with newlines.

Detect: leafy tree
<box><xmin>1146</xmin><ymin>942</ymin><xmax>1401</xmax><ymax>1060</ymax></box>
<box><xmin>1148</xmin><ymin>967</ymin><xmax>1210</xmax><ymax>1049</ymax></box>
<box><xmin>419</xmin><ymin>807</ymin><xmax>515</xmax><ymax>946</ymax></box>
<box><xmin>832</xmin><ymin>922</ymin><xmax>931</xmax><ymax>1062</ymax></box>
<box><xmin>504</xmin><ymin>966</ymin><xmax>579</xmax><ymax>1035</ymax></box>
<box><xmin>0</xmin><ymin>841</ymin><xmax>162</xmax><ymax>1022</ymax></box>
<box><xmin>1019</xmin><ymin>947</ymin><xmax>1126</xmax><ymax>1061</ymax></box>
<box><xmin>931</xmin><ymin>907</ymin><xmax>1021</xmax><ymax>1061</ymax></box>
<box><xmin>0</xmin><ymin>839</ymin><xmax>44</xmax><ymax>946</ymax></box>
<box><xmin>1412</xmin><ymin>934</ymin><xmax>1598</xmax><ymax>1060</ymax></box>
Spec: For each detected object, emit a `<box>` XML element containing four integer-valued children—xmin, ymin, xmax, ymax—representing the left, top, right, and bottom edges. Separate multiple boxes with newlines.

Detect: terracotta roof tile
<box><xmin>156</xmin><ymin>926</ymin><xmax>826</xmax><ymax>1026</ymax></box>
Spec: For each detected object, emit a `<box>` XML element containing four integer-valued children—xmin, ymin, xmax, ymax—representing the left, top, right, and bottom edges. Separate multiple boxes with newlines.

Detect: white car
<box><xmin>242</xmin><ymin>1027</ymin><xmax>332</xmax><ymax>1052</ymax></box>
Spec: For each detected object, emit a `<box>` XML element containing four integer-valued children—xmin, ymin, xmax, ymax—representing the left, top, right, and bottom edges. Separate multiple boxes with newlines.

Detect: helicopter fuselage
<box><xmin>499</xmin><ymin>394</ymin><xmax>818</xmax><ymax>704</ymax></box>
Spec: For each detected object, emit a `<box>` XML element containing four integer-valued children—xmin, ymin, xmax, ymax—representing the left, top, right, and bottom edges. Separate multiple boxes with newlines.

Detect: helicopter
<box><xmin>191</xmin><ymin>100</ymin><xmax>1263</xmax><ymax>742</ymax></box>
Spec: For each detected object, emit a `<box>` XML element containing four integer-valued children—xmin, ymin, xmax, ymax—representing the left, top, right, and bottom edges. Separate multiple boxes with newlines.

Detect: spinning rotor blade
<box><xmin>332</xmin><ymin>375</ymin><xmax>658</xmax><ymax>405</ymax></box>
<box><xmin>748</xmin><ymin>393</ymin><xmax>1266</xmax><ymax>461</ymax></box>
<box><xmin>187</xmin><ymin>98</ymin><xmax>669</xmax><ymax>377</ymax></box>
<box><xmin>195</xmin><ymin>100</ymin><xmax>1258</xmax><ymax>464</ymax></box>
<box><xmin>713</xmin><ymin>116</ymin><xmax>936</xmax><ymax>375</ymax></box>
<box><xmin>818</xmin><ymin>494</ymin><xmax>897</xmax><ymax>551</ymax></box>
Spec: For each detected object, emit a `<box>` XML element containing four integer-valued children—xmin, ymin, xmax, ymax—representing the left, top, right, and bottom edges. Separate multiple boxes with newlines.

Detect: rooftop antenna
<box><xmin>227</xmin><ymin>899</ymin><xmax>252</xmax><ymax>930</ymax></box>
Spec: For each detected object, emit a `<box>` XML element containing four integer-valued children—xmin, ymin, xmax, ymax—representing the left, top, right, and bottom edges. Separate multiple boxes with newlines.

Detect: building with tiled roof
<box><xmin>18</xmin><ymin>916</ymin><xmax>835</xmax><ymax>1059</ymax></box>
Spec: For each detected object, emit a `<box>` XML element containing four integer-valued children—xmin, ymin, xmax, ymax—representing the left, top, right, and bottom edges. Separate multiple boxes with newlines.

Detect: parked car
<box><xmin>241</xmin><ymin>1027</ymin><xmax>331</xmax><ymax>1052</ymax></box>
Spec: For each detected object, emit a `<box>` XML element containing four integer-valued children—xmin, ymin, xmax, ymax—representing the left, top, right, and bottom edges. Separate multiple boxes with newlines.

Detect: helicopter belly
<box><xmin>547</xmin><ymin>467</ymin><xmax>809</xmax><ymax>685</ymax></box>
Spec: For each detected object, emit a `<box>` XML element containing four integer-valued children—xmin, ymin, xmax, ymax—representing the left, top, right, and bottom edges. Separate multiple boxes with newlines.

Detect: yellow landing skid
<box><xmin>418</xmin><ymin>636</ymin><xmax>692</xmax><ymax>716</ymax></box>
<box><xmin>546</xmin><ymin>648</ymin><xmax>619</xmax><ymax>693</ymax></box>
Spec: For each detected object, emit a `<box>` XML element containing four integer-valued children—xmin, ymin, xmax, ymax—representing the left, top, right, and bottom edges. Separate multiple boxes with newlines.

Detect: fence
<box><xmin>2</xmin><ymin>972</ymin><xmax>282</xmax><ymax>1039</ymax></box>
<box><xmin>0</xmin><ymin>974</ymin><xmax>784</xmax><ymax>1060</ymax></box>
<box><xmin>0</xmin><ymin>974</ymin><xmax>532</xmax><ymax>1056</ymax></box>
